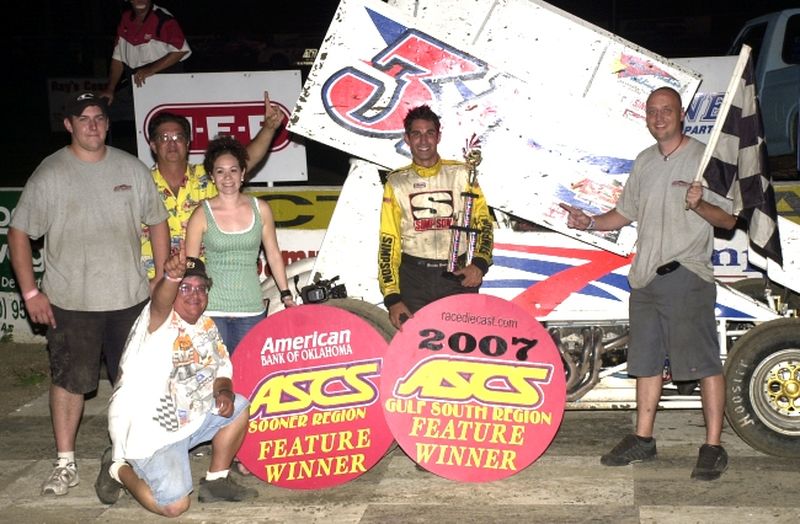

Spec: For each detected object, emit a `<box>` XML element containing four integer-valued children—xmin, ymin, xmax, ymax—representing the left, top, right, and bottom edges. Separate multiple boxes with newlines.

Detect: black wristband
<box><xmin>383</xmin><ymin>293</ymin><xmax>402</xmax><ymax>308</ymax></box>
<box><xmin>280</xmin><ymin>289</ymin><xmax>292</xmax><ymax>300</ymax></box>
<box><xmin>472</xmin><ymin>257</ymin><xmax>490</xmax><ymax>276</ymax></box>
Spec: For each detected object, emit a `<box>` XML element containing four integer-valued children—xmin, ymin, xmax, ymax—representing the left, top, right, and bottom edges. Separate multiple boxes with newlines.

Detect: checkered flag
<box><xmin>696</xmin><ymin>44</ymin><xmax>782</xmax><ymax>266</ymax></box>
<box><xmin>152</xmin><ymin>395</ymin><xmax>180</xmax><ymax>432</ymax></box>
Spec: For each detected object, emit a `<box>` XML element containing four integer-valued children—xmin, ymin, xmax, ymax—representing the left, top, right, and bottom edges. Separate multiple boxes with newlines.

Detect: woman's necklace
<box><xmin>662</xmin><ymin>136</ymin><xmax>685</xmax><ymax>161</ymax></box>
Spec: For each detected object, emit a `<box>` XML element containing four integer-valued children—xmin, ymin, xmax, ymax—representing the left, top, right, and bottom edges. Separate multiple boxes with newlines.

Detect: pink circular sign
<box><xmin>381</xmin><ymin>294</ymin><xmax>566</xmax><ymax>482</ymax></box>
<box><xmin>232</xmin><ymin>304</ymin><xmax>393</xmax><ymax>489</ymax></box>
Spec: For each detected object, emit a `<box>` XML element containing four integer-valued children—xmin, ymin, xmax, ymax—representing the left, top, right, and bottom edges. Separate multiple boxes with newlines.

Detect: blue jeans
<box><xmin>128</xmin><ymin>394</ymin><xmax>249</xmax><ymax>507</ymax></box>
<box><xmin>211</xmin><ymin>313</ymin><xmax>265</xmax><ymax>355</ymax></box>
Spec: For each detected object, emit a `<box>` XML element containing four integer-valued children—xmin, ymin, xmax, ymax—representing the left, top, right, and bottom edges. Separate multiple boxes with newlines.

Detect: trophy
<box><xmin>443</xmin><ymin>134</ymin><xmax>482</xmax><ymax>281</ymax></box>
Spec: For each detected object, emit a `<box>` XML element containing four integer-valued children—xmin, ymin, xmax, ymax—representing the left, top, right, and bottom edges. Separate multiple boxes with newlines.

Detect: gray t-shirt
<box><xmin>11</xmin><ymin>146</ymin><xmax>168</xmax><ymax>311</ymax></box>
<box><xmin>616</xmin><ymin>137</ymin><xmax>733</xmax><ymax>288</ymax></box>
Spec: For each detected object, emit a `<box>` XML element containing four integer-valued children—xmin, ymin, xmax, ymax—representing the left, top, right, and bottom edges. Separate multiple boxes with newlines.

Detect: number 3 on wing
<box><xmin>322</xmin><ymin>30</ymin><xmax>488</xmax><ymax>136</ymax></box>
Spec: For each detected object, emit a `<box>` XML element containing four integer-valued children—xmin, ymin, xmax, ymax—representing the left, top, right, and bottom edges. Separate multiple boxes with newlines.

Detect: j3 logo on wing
<box><xmin>321</xmin><ymin>29</ymin><xmax>488</xmax><ymax>138</ymax></box>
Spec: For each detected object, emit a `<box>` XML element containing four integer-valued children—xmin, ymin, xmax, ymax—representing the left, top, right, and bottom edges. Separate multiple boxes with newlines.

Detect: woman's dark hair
<box><xmin>203</xmin><ymin>135</ymin><xmax>249</xmax><ymax>177</ymax></box>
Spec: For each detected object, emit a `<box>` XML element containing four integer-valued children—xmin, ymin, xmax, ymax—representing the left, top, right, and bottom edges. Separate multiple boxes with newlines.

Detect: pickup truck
<box><xmin>729</xmin><ymin>9</ymin><xmax>800</xmax><ymax>166</ymax></box>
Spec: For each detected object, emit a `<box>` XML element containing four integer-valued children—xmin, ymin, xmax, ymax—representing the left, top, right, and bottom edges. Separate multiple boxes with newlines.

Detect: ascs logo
<box><xmin>249</xmin><ymin>359</ymin><xmax>382</xmax><ymax>418</ymax></box>
<box><xmin>394</xmin><ymin>356</ymin><xmax>553</xmax><ymax>409</ymax></box>
<box><xmin>143</xmin><ymin>101</ymin><xmax>291</xmax><ymax>153</ymax></box>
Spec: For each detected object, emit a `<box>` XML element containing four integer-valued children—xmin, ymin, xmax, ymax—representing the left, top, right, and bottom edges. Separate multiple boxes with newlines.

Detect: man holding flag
<box><xmin>561</xmin><ymin>85</ymin><xmax>738</xmax><ymax>481</ymax></box>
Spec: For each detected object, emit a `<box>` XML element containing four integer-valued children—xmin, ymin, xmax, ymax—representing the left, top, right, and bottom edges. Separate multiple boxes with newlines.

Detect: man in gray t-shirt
<box><xmin>561</xmin><ymin>87</ymin><xmax>737</xmax><ymax>481</ymax></box>
<box><xmin>8</xmin><ymin>92</ymin><xmax>169</xmax><ymax>498</ymax></box>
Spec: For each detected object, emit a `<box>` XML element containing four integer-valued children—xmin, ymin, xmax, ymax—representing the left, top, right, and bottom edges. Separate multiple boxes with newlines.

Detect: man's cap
<box><xmin>183</xmin><ymin>257</ymin><xmax>209</xmax><ymax>281</ymax></box>
<box><xmin>66</xmin><ymin>92</ymin><xmax>109</xmax><ymax>117</ymax></box>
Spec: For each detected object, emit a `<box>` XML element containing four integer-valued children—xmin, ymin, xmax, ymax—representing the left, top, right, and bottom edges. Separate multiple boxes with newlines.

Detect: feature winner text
<box><xmin>257</xmin><ymin>428</ymin><xmax>371</xmax><ymax>482</ymax></box>
<box><xmin>386</xmin><ymin>398</ymin><xmax>553</xmax><ymax>471</ymax></box>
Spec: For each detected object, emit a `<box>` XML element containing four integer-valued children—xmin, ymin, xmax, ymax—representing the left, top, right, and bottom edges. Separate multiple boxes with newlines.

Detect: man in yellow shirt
<box><xmin>141</xmin><ymin>92</ymin><xmax>284</xmax><ymax>279</ymax></box>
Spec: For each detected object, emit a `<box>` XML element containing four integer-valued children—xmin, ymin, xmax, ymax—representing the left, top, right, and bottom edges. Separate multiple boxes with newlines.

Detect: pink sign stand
<box><xmin>232</xmin><ymin>304</ymin><xmax>394</xmax><ymax>489</ymax></box>
<box><xmin>381</xmin><ymin>294</ymin><xmax>566</xmax><ymax>482</ymax></box>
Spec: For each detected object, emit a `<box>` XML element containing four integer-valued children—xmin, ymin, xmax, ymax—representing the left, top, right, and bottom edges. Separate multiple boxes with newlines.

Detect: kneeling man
<box><xmin>95</xmin><ymin>252</ymin><xmax>256</xmax><ymax>516</ymax></box>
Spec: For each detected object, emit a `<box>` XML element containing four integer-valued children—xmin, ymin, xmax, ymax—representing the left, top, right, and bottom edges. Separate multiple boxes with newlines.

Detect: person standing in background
<box><xmin>100</xmin><ymin>0</ymin><xmax>191</xmax><ymax>121</ymax></box>
<box><xmin>140</xmin><ymin>93</ymin><xmax>284</xmax><ymax>280</ymax></box>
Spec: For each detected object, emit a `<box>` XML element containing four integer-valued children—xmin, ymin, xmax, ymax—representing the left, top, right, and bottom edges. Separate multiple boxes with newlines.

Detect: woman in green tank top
<box><xmin>185</xmin><ymin>136</ymin><xmax>296</xmax><ymax>355</ymax></box>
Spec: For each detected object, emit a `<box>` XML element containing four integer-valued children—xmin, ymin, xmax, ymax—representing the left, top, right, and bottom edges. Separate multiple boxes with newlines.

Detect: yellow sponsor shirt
<box><xmin>142</xmin><ymin>164</ymin><xmax>217</xmax><ymax>278</ymax></box>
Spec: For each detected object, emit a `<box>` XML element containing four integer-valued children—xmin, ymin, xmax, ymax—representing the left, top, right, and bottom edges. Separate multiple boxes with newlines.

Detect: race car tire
<box><xmin>725</xmin><ymin>317</ymin><xmax>800</xmax><ymax>457</ymax></box>
<box><xmin>326</xmin><ymin>298</ymin><xmax>397</xmax><ymax>343</ymax></box>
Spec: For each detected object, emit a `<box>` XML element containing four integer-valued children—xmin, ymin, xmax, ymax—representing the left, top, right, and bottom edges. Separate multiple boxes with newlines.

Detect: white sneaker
<box><xmin>41</xmin><ymin>462</ymin><xmax>79</xmax><ymax>496</ymax></box>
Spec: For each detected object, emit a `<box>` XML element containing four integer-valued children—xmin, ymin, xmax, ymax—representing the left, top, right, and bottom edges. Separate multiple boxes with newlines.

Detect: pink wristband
<box><xmin>164</xmin><ymin>274</ymin><xmax>182</xmax><ymax>283</ymax></box>
<box><xmin>23</xmin><ymin>288</ymin><xmax>40</xmax><ymax>301</ymax></box>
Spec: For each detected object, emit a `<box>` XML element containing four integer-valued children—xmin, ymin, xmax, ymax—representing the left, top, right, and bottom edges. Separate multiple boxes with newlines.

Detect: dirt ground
<box><xmin>0</xmin><ymin>342</ymin><xmax>50</xmax><ymax>416</ymax></box>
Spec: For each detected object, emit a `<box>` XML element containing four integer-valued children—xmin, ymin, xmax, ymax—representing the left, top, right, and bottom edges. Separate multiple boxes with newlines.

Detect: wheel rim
<box><xmin>750</xmin><ymin>348</ymin><xmax>800</xmax><ymax>436</ymax></box>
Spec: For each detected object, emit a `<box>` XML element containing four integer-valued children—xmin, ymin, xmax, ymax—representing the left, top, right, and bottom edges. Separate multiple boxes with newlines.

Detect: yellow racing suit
<box><xmin>378</xmin><ymin>158</ymin><xmax>493</xmax><ymax>308</ymax></box>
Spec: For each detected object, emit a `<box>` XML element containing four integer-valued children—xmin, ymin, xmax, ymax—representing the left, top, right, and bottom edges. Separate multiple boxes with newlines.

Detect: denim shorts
<box><xmin>128</xmin><ymin>393</ymin><xmax>249</xmax><ymax>507</ymax></box>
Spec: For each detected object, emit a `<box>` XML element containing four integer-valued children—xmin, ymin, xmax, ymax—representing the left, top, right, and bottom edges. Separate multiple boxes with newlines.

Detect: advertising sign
<box><xmin>248</xmin><ymin>187</ymin><xmax>340</xmax><ymax>230</ymax></box>
<box><xmin>134</xmin><ymin>71</ymin><xmax>307</xmax><ymax>184</ymax></box>
<box><xmin>0</xmin><ymin>190</ymin><xmax>44</xmax><ymax>341</ymax></box>
<box><xmin>0</xmin><ymin>185</ymin><xmax>333</xmax><ymax>342</ymax></box>
<box><xmin>381</xmin><ymin>294</ymin><xmax>565</xmax><ymax>481</ymax></box>
<box><xmin>232</xmin><ymin>304</ymin><xmax>394</xmax><ymax>489</ymax></box>
<box><xmin>46</xmin><ymin>77</ymin><xmax>107</xmax><ymax>132</ymax></box>
<box><xmin>290</xmin><ymin>0</ymin><xmax>701</xmax><ymax>256</ymax></box>
<box><xmin>673</xmin><ymin>57</ymin><xmax>738</xmax><ymax>144</ymax></box>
